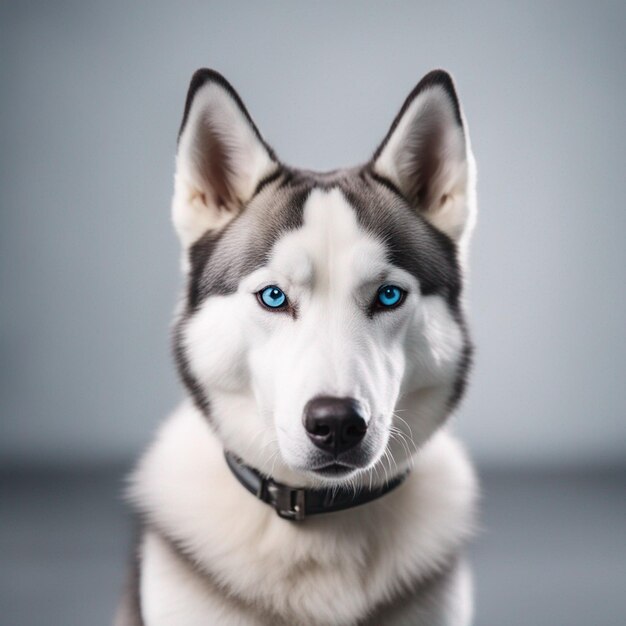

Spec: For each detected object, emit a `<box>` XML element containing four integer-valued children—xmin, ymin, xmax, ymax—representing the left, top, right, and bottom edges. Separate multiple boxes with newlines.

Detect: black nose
<box><xmin>303</xmin><ymin>396</ymin><xmax>367</xmax><ymax>456</ymax></box>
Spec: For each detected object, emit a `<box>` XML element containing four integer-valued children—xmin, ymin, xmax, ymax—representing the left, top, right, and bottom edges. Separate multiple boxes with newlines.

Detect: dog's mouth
<box><xmin>309</xmin><ymin>462</ymin><xmax>356</xmax><ymax>478</ymax></box>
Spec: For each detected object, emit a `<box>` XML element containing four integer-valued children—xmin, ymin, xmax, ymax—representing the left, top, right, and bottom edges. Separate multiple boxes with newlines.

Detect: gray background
<box><xmin>1</xmin><ymin>1</ymin><xmax>625</xmax><ymax>467</ymax></box>
<box><xmin>2</xmin><ymin>3</ymin><xmax>626</xmax><ymax>626</ymax></box>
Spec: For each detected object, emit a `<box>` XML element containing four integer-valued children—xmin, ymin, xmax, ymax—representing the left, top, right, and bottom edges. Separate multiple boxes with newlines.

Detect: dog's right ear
<box><xmin>172</xmin><ymin>69</ymin><xmax>279</xmax><ymax>249</ymax></box>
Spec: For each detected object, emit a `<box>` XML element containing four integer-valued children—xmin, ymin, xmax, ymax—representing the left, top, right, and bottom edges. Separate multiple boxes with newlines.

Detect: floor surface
<box><xmin>1</xmin><ymin>465</ymin><xmax>625</xmax><ymax>625</ymax></box>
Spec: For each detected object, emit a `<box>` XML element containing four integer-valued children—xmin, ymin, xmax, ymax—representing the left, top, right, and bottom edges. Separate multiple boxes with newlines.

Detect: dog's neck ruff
<box><xmin>224</xmin><ymin>450</ymin><xmax>409</xmax><ymax>521</ymax></box>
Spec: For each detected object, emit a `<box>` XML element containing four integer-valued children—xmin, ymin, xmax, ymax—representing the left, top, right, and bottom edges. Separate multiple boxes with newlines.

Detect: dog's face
<box><xmin>172</xmin><ymin>70</ymin><xmax>476</xmax><ymax>486</ymax></box>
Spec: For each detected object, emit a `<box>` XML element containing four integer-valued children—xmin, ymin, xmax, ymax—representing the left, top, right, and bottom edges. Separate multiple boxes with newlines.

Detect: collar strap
<box><xmin>224</xmin><ymin>451</ymin><xmax>409</xmax><ymax>521</ymax></box>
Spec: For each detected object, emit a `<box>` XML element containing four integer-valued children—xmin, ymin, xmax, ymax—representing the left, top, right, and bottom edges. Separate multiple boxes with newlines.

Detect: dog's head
<box><xmin>172</xmin><ymin>69</ymin><xmax>476</xmax><ymax>486</ymax></box>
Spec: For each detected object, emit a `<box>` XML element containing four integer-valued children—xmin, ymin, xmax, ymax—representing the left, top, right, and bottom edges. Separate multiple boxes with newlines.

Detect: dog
<box><xmin>116</xmin><ymin>68</ymin><xmax>479</xmax><ymax>626</ymax></box>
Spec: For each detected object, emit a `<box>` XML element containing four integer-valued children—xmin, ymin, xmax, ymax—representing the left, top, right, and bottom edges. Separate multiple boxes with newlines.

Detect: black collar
<box><xmin>224</xmin><ymin>451</ymin><xmax>409</xmax><ymax>521</ymax></box>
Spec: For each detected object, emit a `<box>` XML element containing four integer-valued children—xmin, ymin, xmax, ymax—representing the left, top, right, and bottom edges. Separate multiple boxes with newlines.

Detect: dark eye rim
<box><xmin>370</xmin><ymin>284</ymin><xmax>407</xmax><ymax>313</ymax></box>
<box><xmin>256</xmin><ymin>285</ymin><xmax>290</xmax><ymax>312</ymax></box>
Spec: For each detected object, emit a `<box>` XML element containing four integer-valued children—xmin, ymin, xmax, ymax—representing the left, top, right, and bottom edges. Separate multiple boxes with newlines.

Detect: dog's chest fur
<box><xmin>123</xmin><ymin>403</ymin><xmax>477</xmax><ymax>625</ymax></box>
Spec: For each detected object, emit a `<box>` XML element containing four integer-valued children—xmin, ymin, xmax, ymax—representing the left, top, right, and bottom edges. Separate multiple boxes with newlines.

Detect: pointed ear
<box><xmin>172</xmin><ymin>69</ymin><xmax>279</xmax><ymax>248</ymax></box>
<box><xmin>372</xmin><ymin>70</ymin><xmax>476</xmax><ymax>243</ymax></box>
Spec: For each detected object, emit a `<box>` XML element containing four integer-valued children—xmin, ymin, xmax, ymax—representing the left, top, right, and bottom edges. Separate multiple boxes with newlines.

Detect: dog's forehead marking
<box><xmin>270</xmin><ymin>188</ymin><xmax>387</xmax><ymax>291</ymax></box>
<box><xmin>186</xmin><ymin>168</ymin><xmax>462</xmax><ymax>312</ymax></box>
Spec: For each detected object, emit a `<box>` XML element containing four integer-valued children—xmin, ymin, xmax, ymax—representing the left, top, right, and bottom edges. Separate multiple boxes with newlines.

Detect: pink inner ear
<box><xmin>194</xmin><ymin>119</ymin><xmax>238</xmax><ymax>211</ymax></box>
<box><xmin>400</xmin><ymin>112</ymin><xmax>450</xmax><ymax>212</ymax></box>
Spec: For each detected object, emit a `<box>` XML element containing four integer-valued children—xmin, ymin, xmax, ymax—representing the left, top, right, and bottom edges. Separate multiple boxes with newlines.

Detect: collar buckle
<box><xmin>265</xmin><ymin>482</ymin><xmax>306</xmax><ymax>521</ymax></box>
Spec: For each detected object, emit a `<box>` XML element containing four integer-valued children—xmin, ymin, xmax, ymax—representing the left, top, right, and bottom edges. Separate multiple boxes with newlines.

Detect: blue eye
<box><xmin>259</xmin><ymin>285</ymin><xmax>287</xmax><ymax>310</ymax></box>
<box><xmin>376</xmin><ymin>285</ymin><xmax>405</xmax><ymax>308</ymax></box>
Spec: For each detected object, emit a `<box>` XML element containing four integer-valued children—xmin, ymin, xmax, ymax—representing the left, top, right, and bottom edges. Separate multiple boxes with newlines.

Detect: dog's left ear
<box><xmin>372</xmin><ymin>70</ymin><xmax>476</xmax><ymax>243</ymax></box>
<box><xmin>172</xmin><ymin>69</ymin><xmax>279</xmax><ymax>249</ymax></box>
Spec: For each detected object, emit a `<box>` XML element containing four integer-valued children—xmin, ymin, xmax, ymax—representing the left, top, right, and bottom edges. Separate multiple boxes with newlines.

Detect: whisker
<box><xmin>385</xmin><ymin>446</ymin><xmax>399</xmax><ymax>476</ymax></box>
<box><xmin>393</xmin><ymin>413</ymin><xmax>415</xmax><ymax>442</ymax></box>
<box><xmin>390</xmin><ymin>426</ymin><xmax>416</xmax><ymax>457</ymax></box>
<box><xmin>390</xmin><ymin>429</ymin><xmax>417</xmax><ymax>471</ymax></box>
<box><xmin>380</xmin><ymin>451</ymin><xmax>390</xmax><ymax>485</ymax></box>
<box><xmin>389</xmin><ymin>429</ymin><xmax>411</xmax><ymax>460</ymax></box>
<box><xmin>391</xmin><ymin>414</ymin><xmax>419</xmax><ymax>455</ymax></box>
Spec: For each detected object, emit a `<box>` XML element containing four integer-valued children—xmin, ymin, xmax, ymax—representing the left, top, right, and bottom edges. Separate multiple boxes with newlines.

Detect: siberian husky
<box><xmin>116</xmin><ymin>68</ymin><xmax>479</xmax><ymax>626</ymax></box>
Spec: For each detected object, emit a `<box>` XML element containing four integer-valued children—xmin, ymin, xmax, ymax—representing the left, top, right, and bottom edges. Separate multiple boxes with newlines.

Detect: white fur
<box><xmin>131</xmin><ymin>402</ymin><xmax>477</xmax><ymax>625</ymax></box>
